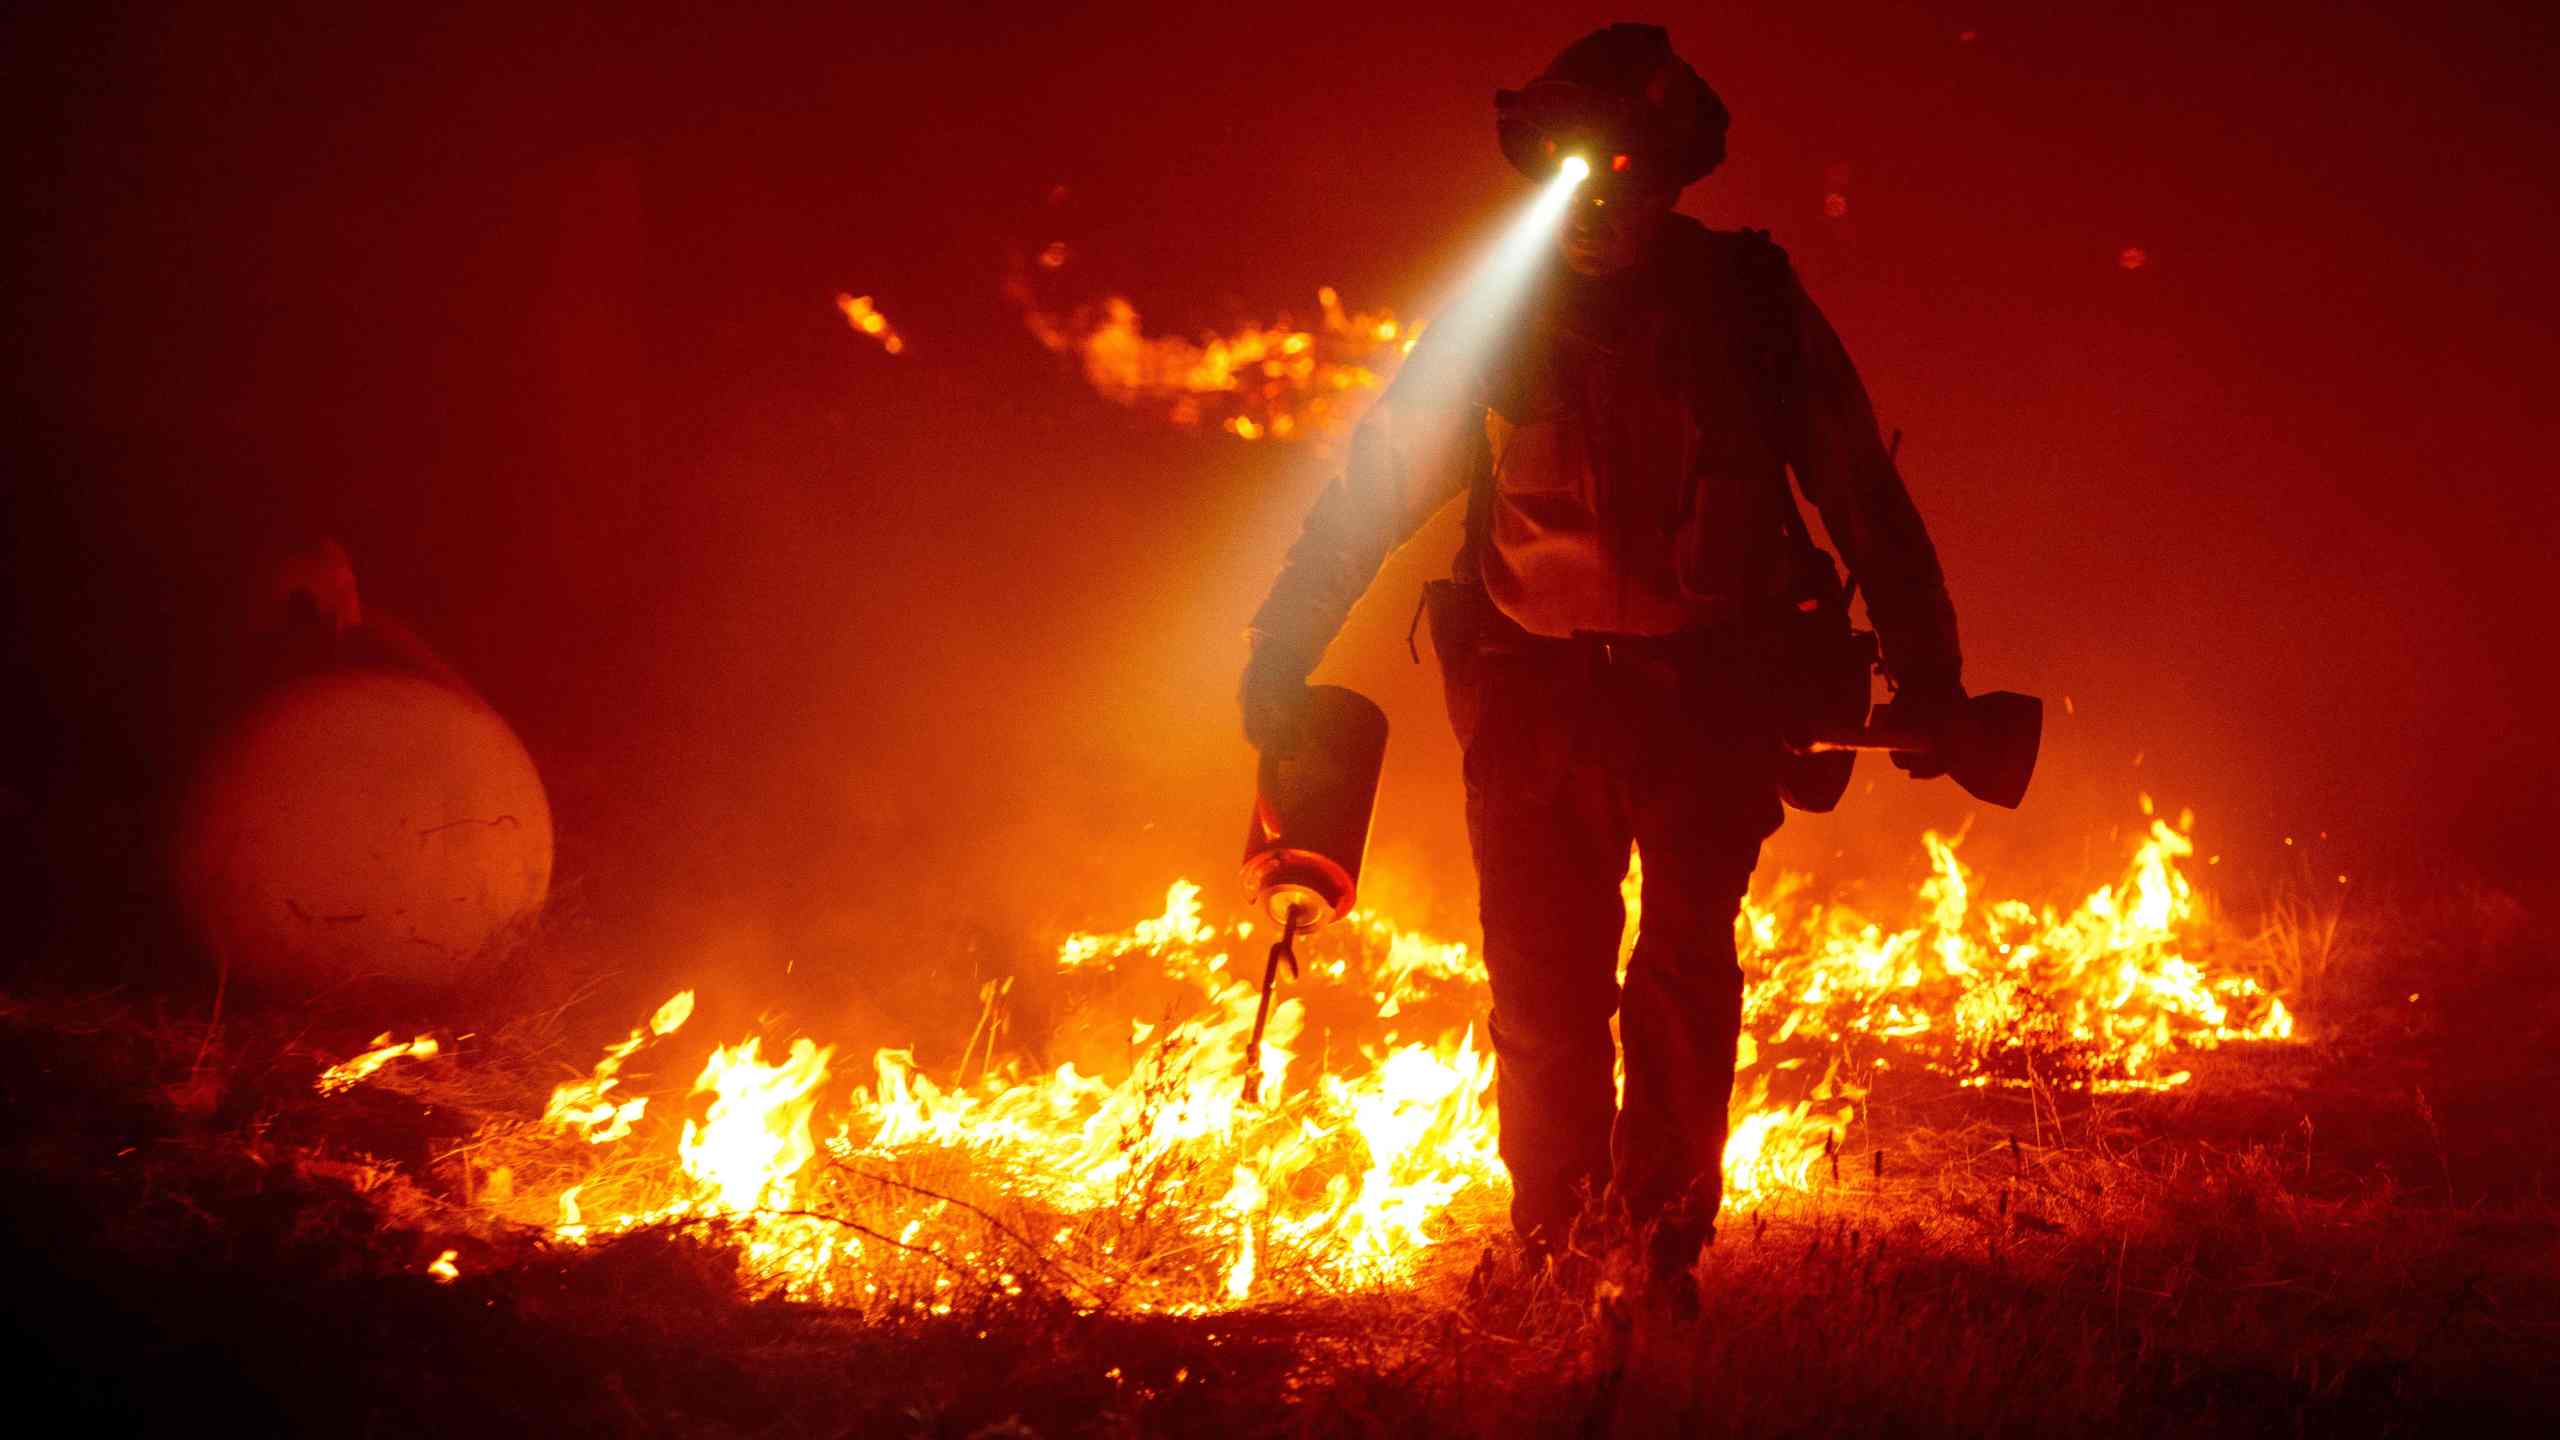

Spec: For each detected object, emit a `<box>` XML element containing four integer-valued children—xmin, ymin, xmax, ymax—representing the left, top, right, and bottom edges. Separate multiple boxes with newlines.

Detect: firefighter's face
<box><xmin>1560</xmin><ymin>185</ymin><xmax>1676</xmax><ymax>276</ymax></box>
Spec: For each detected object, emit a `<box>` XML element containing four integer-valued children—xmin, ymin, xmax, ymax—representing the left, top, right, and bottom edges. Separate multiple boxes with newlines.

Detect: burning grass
<box><xmin>441</xmin><ymin>807</ymin><xmax>2297</xmax><ymax>1314</ymax></box>
<box><xmin>7</xmin><ymin>814</ymin><xmax>2556</xmax><ymax>1435</ymax></box>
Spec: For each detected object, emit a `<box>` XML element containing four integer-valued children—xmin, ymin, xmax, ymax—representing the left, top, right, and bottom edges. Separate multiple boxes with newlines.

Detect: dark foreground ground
<box><xmin>5</xmin><ymin>885</ymin><xmax>2557</xmax><ymax>1439</ymax></box>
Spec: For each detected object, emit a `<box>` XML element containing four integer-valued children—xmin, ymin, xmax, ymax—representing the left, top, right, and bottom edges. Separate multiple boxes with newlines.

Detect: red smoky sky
<box><xmin>8</xmin><ymin>3</ymin><xmax>2556</xmax><ymax>1005</ymax></box>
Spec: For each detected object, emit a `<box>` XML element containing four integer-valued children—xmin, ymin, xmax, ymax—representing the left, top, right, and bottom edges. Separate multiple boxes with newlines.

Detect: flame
<box><xmin>1219</xmin><ymin>1164</ymin><xmax>1264</xmax><ymax>1301</ymax></box>
<box><xmin>836</xmin><ymin>293</ymin><xmax>907</xmax><ymax>356</ymax></box>
<box><xmin>541</xmin><ymin>989</ymin><xmax>693</xmax><ymax>1143</ymax></box>
<box><xmin>426</xmin><ymin>1249</ymin><xmax>460</xmax><ymax>1283</ymax></box>
<box><xmin>315</xmin><ymin>1033</ymin><xmax>440</xmax><ymax>1095</ymax></box>
<box><xmin>1015</xmin><ymin>285</ymin><xmax>1414</xmax><ymax>445</ymax></box>
<box><xmin>355</xmin><ymin>806</ymin><xmax>2294</xmax><ymax>1310</ymax></box>
<box><xmin>1737</xmin><ymin>818</ymin><xmax>2294</xmax><ymax>1092</ymax></box>
<box><xmin>680</xmin><ymin>1038</ymin><xmax>833</xmax><ymax>1215</ymax></box>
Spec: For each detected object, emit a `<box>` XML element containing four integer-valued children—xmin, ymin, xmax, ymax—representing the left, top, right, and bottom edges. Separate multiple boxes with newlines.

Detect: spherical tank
<box><xmin>175</xmin><ymin>666</ymin><xmax>554</xmax><ymax>987</ymax></box>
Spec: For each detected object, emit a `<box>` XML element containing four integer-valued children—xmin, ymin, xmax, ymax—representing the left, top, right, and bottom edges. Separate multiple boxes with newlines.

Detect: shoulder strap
<box><xmin>1728</xmin><ymin>227</ymin><xmax>1801</xmax><ymax>443</ymax></box>
<box><xmin>1704</xmin><ymin>227</ymin><xmax>1838</xmax><ymax>599</ymax></box>
<box><xmin>1457</xmin><ymin>399</ymin><xmax>1497</xmax><ymax>583</ymax></box>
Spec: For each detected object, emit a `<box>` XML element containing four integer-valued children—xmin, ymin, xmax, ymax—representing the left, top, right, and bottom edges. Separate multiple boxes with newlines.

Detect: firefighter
<box><xmin>1239</xmin><ymin>25</ymin><xmax>1964</xmax><ymax>1298</ymax></box>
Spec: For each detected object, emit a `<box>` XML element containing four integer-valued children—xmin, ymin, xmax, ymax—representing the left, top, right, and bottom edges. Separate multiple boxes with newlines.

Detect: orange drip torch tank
<box><xmin>1240</xmin><ymin>686</ymin><xmax>1389</xmax><ymax>928</ymax></box>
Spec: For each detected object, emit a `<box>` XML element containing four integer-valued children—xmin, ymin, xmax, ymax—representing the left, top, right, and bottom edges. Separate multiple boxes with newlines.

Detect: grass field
<box><xmin>6</xmin><ymin>875</ymin><xmax>2555</xmax><ymax>1437</ymax></box>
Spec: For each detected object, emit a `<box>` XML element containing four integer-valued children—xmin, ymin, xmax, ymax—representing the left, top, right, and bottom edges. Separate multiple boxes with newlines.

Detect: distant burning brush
<box><xmin>1013</xmin><ymin>283</ymin><xmax>1416</xmax><ymax>444</ymax></box>
<box><xmin>326</xmin><ymin>807</ymin><xmax>2294</xmax><ymax>1312</ymax></box>
<box><xmin>836</xmin><ymin>293</ymin><xmax>907</xmax><ymax>355</ymax></box>
<box><xmin>1731</xmin><ymin>803</ymin><xmax>2292</xmax><ymax>1094</ymax></box>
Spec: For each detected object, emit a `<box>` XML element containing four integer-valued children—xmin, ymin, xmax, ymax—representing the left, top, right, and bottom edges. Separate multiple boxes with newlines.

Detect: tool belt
<box><xmin>1419</xmin><ymin>578</ymin><xmax>1870</xmax><ymax>813</ymax></box>
<box><xmin>1755</xmin><ymin>594</ymin><xmax>1875</xmax><ymax>813</ymax></box>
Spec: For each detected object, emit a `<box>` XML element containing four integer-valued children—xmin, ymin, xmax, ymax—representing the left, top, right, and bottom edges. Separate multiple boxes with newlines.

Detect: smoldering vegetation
<box><xmin>6</xmin><ymin>874</ymin><xmax>2553</xmax><ymax>1438</ymax></box>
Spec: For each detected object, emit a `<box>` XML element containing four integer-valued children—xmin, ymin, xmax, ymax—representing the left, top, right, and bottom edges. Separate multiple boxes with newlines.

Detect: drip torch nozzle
<box><xmin>1242</xmin><ymin>906</ymin><xmax>1309</xmax><ymax>1105</ymax></box>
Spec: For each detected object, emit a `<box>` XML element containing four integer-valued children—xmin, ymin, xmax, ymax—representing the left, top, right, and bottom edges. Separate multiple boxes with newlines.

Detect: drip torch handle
<box><xmin>1794</xmin><ymin>723</ymin><xmax>1933</xmax><ymax>755</ymax></box>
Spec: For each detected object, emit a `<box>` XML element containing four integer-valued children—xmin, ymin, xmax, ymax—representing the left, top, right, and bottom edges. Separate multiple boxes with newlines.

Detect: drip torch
<box><xmin>1238</xmin><ymin>685</ymin><xmax>1390</xmax><ymax>1102</ymax></box>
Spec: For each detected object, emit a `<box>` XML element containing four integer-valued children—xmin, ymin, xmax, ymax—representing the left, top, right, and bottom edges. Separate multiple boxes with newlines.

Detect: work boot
<box><xmin>1643</xmin><ymin>1217</ymin><xmax>1707</xmax><ymax>1322</ymax></box>
<box><xmin>1501</xmin><ymin>1223</ymin><xmax>1563</xmax><ymax>1284</ymax></box>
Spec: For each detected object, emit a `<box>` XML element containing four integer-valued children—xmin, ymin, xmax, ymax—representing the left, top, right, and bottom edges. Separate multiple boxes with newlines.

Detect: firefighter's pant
<box><xmin>1445</xmin><ymin>630</ymin><xmax>1782</xmax><ymax>1248</ymax></box>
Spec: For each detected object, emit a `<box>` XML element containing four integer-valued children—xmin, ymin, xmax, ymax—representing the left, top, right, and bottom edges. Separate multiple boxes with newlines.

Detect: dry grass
<box><xmin>6</xmin><ymin>884</ymin><xmax>2558</xmax><ymax>1438</ymax></box>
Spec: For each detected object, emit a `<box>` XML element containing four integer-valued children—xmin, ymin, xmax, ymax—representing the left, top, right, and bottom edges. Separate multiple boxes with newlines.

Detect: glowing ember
<box><xmin>426</xmin><ymin>1249</ymin><xmax>460</xmax><ymax>1283</ymax></box>
<box><xmin>346</xmin><ymin>806</ymin><xmax>2295</xmax><ymax>1310</ymax></box>
<box><xmin>315</xmin><ymin>1033</ymin><xmax>439</xmax><ymax>1095</ymax></box>
<box><xmin>1014</xmin><ymin>285</ymin><xmax>1415</xmax><ymax>445</ymax></box>
<box><xmin>836</xmin><ymin>293</ymin><xmax>908</xmax><ymax>355</ymax></box>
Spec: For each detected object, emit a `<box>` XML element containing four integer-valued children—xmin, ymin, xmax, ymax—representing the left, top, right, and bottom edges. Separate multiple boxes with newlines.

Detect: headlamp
<box><xmin>1525</xmin><ymin>128</ymin><xmax>1650</xmax><ymax>196</ymax></box>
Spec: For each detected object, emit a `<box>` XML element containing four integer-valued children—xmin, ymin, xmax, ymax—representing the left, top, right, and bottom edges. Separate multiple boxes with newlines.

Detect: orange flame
<box><xmin>357</xmin><ymin>806</ymin><xmax>2293</xmax><ymax>1310</ymax></box>
<box><xmin>541</xmin><ymin>989</ymin><xmax>693</xmax><ymax>1143</ymax></box>
<box><xmin>680</xmin><ymin>1037</ymin><xmax>833</xmax><ymax>1215</ymax></box>
<box><xmin>315</xmin><ymin>1033</ymin><xmax>440</xmax><ymax>1095</ymax></box>
<box><xmin>1739</xmin><ymin>811</ymin><xmax>2293</xmax><ymax>1093</ymax></box>
<box><xmin>836</xmin><ymin>293</ymin><xmax>907</xmax><ymax>356</ymax></box>
<box><xmin>1016</xmin><ymin>285</ymin><xmax>1414</xmax><ymax>444</ymax></box>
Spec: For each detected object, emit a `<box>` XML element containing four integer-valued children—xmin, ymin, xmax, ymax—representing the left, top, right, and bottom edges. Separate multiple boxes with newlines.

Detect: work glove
<box><xmin>1884</xmin><ymin>677</ymin><xmax>1966</xmax><ymax>781</ymax></box>
<box><xmin>1238</xmin><ymin>644</ymin><xmax>1316</xmax><ymax>753</ymax></box>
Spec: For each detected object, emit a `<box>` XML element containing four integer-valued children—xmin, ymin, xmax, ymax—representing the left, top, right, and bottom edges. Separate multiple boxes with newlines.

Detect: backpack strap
<box><xmin>1699</xmin><ymin>226</ymin><xmax>1842</xmax><ymax>611</ymax></box>
<box><xmin>1454</xmin><ymin>226</ymin><xmax>1823</xmax><ymax>601</ymax></box>
<box><xmin>1728</xmin><ymin>227</ymin><xmax>1803</xmax><ymax>454</ymax></box>
<box><xmin>1455</xmin><ymin>375</ymin><xmax>1499</xmax><ymax>585</ymax></box>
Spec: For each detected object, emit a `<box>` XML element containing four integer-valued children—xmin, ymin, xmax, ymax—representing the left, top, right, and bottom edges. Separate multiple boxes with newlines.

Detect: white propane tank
<box><xmin>173</xmin><ymin>542</ymin><xmax>553</xmax><ymax>987</ymax></box>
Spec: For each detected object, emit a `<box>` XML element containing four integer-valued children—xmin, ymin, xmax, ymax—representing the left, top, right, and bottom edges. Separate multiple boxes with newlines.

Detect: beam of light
<box><xmin>1216</xmin><ymin>155</ymin><xmax>1592</xmax><ymax>570</ymax></box>
<box><xmin>1441</xmin><ymin>157</ymin><xmax>1588</xmax><ymax>326</ymax></box>
<box><xmin>1007</xmin><ymin>160</ymin><xmax>1587</xmax><ymax>449</ymax></box>
<box><xmin>1382</xmin><ymin>158</ymin><xmax>1589</xmax><ymax>415</ymax></box>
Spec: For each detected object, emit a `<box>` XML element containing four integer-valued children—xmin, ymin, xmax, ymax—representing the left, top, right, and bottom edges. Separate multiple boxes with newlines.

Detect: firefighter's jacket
<box><xmin>1250</xmin><ymin>215</ymin><xmax>1961</xmax><ymax>697</ymax></box>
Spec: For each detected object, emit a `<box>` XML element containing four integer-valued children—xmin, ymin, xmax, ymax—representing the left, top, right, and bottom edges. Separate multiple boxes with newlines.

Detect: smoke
<box><xmin>13</xmin><ymin>3</ymin><xmax>2555</xmax><ymax>1023</ymax></box>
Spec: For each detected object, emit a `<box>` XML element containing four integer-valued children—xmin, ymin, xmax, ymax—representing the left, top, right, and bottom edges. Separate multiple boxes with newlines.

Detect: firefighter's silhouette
<box><xmin>1241</xmin><ymin>25</ymin><xmax>1966</xmax><ymax>1294</ymax></box>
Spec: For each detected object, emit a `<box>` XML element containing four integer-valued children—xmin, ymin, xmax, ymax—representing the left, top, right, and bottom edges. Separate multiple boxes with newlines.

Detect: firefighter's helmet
<box><xmin>1495</xmin><ymin>24</ymin><xmax>1729</xmax><ymax>190</ymax></box>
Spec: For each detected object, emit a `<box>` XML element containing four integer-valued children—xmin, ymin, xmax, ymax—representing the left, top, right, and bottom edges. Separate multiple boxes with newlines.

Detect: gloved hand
<box><xmin>1239</xmin><ymin>646</ymin><xmax>1316</xmax><ymax>752</ymax></box>
<box><xmin>1885</xmin><ymin>679</ymin><xmax>1966</xmax><ymax>781</ymax></box>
